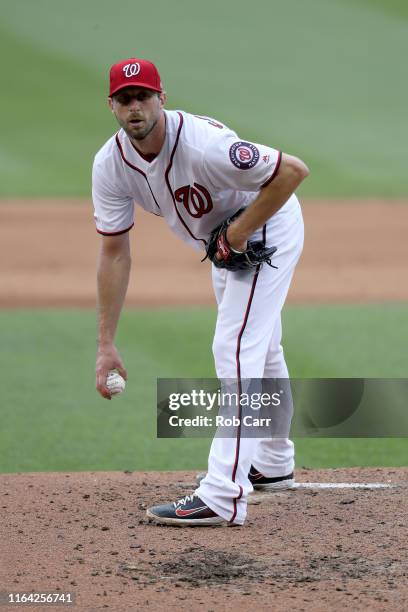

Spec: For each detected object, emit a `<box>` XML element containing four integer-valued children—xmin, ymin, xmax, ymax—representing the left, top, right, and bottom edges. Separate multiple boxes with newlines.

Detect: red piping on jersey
<box><xmin>229</xmin><ymin>259</ymin><xmax>263</xmax><ymax>524</ymax></box>
<box><xmin>261</xmin><ymin>150</ymin><xmax>282</xmax><ymax>188</ymax></box>
<box><xmin>115</xmin><ymin>133</ymin><xmax>147</xmax><ymax>177</ymax></box>
<box><xmin>115</xmin><ymin>133</ymin><xmax>162</xmax><ymax>212</ymax></box>
<box><xmin>97</xmin><ymin>223</ymin><xmax>134</xmax><ymax>236</ymax></box>
<box><xmin>164</xmin><ymin>112</ymin><xmax>207</xmax><ymax>248</ymax></box>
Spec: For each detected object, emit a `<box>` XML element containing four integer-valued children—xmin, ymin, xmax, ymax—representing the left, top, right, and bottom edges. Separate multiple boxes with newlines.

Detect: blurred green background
<box><xmin>0</xmin><ymin>0</ymin><xmax>407</xmax><ymax>473</ymax></box>
<box><xmin>1</xmin><ymin>0</ymin><xmax>407</xmax><ymax>196</ymax></box>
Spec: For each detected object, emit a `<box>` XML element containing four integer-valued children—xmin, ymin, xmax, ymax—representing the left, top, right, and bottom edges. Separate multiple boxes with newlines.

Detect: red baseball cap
<box><xmin>109</xmin><ymin>58</ymin><xmax>162</xmax><ymax>96</ymax></box>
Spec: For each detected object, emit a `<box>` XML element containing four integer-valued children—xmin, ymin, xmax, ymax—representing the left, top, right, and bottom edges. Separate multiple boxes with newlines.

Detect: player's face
<box><xmin>109</xmin><ymin>87</ymin><xmax>165</xmax><ymax>141</ymax></box>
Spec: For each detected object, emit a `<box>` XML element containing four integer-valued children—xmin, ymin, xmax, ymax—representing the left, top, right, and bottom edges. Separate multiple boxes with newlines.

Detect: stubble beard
<box><xmin>125</xmin><ymin>115</ymin><xmax>159</xmax><ymax>142</ymax></box>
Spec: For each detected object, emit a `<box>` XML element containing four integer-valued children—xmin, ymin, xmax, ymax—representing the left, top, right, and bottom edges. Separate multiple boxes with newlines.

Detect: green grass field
<box><xmin>0</xmin><ymin>306</ymin><xmax>406</xmax><ymax>473</ymax></box>
<box><xmin>1</xmin><ymin>0</ymin><xmax>407</xmax><ymax>197</ymax></box>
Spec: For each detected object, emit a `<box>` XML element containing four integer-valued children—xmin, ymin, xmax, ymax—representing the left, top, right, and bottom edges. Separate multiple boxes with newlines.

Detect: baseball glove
<box><xmin>203</xmin><ymin>209</ymin><xmax>278</xmax><ymax>271</ymax></box>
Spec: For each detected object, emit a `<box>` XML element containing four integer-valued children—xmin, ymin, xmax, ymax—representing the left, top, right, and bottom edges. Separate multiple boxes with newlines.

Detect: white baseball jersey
<box><xmin>92</xmin><ymin>110</ymin><xmax>295</xmax><ymax>249</ymax></box>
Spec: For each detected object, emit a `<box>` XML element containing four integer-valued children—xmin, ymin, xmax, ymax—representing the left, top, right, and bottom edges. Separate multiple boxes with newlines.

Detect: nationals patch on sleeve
<box><xmin>229</xmin><ymin>141</ymin><xmax>260</xmax><ymax>170</ymax></box>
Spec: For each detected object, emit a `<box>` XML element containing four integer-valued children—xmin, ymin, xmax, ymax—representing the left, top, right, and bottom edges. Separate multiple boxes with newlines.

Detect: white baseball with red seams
<box><xmin>106</xmin><ymin>370</ymin><xmax>126</xmax><ymax>396</ymax></box>
<box><xmin>92</xmin><ymin>111</ymin><xmax>303</xmax><ymax>525</ymax></box>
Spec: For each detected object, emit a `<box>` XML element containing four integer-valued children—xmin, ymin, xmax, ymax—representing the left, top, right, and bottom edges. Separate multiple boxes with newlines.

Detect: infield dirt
<box><xmin>1</xmin><ymin>199</ymin><xmax>408</xmax><ymax>307</ymax></box>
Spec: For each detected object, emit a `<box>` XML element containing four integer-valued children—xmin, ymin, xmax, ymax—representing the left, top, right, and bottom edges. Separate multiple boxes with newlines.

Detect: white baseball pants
<box><xmin>196</xmin><ymin>195</ymin><xmax>304</xmax><ymax>524</ymax></box>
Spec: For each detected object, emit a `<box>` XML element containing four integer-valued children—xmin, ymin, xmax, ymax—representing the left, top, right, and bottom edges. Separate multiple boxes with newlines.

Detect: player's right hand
<box><xmin>96</xmin><ymin>344</ymin><xmax>128</xmax><ymax>400</ymax></box>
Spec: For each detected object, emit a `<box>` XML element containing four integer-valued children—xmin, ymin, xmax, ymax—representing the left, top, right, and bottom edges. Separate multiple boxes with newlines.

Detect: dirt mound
<box><xmin>1</xmin><ymin>469</ymin><xmax>407</xmax><ymax>611</ymax></box>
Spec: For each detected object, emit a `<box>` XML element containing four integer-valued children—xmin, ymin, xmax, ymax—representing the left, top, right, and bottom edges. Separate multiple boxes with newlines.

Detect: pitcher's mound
<box><xmin>1</xmin><ymin>468</ymin><xmax>407</xmax><ymax>611</ymax></box>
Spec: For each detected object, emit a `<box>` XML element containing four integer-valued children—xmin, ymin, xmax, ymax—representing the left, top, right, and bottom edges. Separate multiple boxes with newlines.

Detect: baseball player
<box><xmin>93</xmin><ymin>58</ymin><xmax>309</xmax><ymax>526</ymax></box>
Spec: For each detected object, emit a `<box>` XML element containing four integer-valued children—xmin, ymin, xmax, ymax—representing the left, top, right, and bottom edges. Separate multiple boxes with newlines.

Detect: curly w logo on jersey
<box><xmin>174</xmin><ymin>183</ymin><xmax>213</xmax><ymax>219</ymax></box>
<box><xmin>229</xmin><ymin>141</ymin><xmax>260</xmax><ymax>170</ymax></box>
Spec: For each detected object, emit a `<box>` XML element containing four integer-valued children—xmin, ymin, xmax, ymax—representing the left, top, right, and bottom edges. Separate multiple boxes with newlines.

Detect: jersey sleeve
<box><xmin>92</xmin><ymin>160</ymin><xmax>135</xmax><ymax>235</ymax></box>
<box><xmin>202</xmin><ymin>130</ymin><xmax>282</xmax><ymax>192</ymax></box>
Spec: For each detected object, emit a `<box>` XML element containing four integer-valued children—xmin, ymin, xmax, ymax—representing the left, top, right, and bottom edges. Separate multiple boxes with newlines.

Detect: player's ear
<box><xmin>159</xmin><ymin>91</ymin><xmax>167</xmax><ymax>107</ymax></box>
<box><xmin>107</xmin><ymin>97</ymin><xmax>114</xmax><ymax>112</ymax></box>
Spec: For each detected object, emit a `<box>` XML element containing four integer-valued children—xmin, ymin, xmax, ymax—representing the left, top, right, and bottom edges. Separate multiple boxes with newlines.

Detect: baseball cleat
<box><xmin>248</xmin><ymin>466</ymin><xmax>294</xmax><ymax>490</ymax></box>
<box><xmin>196</xmin><ymin>466</ymin><xmax>295</xmax><ymax>491</ymax></box>
<box><xmin>146</xmin><ymin>493</ymin><xmax>226</xmax><ymax>526</ymax></box>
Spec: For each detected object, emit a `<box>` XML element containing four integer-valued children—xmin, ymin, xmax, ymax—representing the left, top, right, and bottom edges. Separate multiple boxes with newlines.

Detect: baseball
<box><xmin>106</xmin><ymin>370</ymin><xmax>126</xmax><ymax>396</ymax></box>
